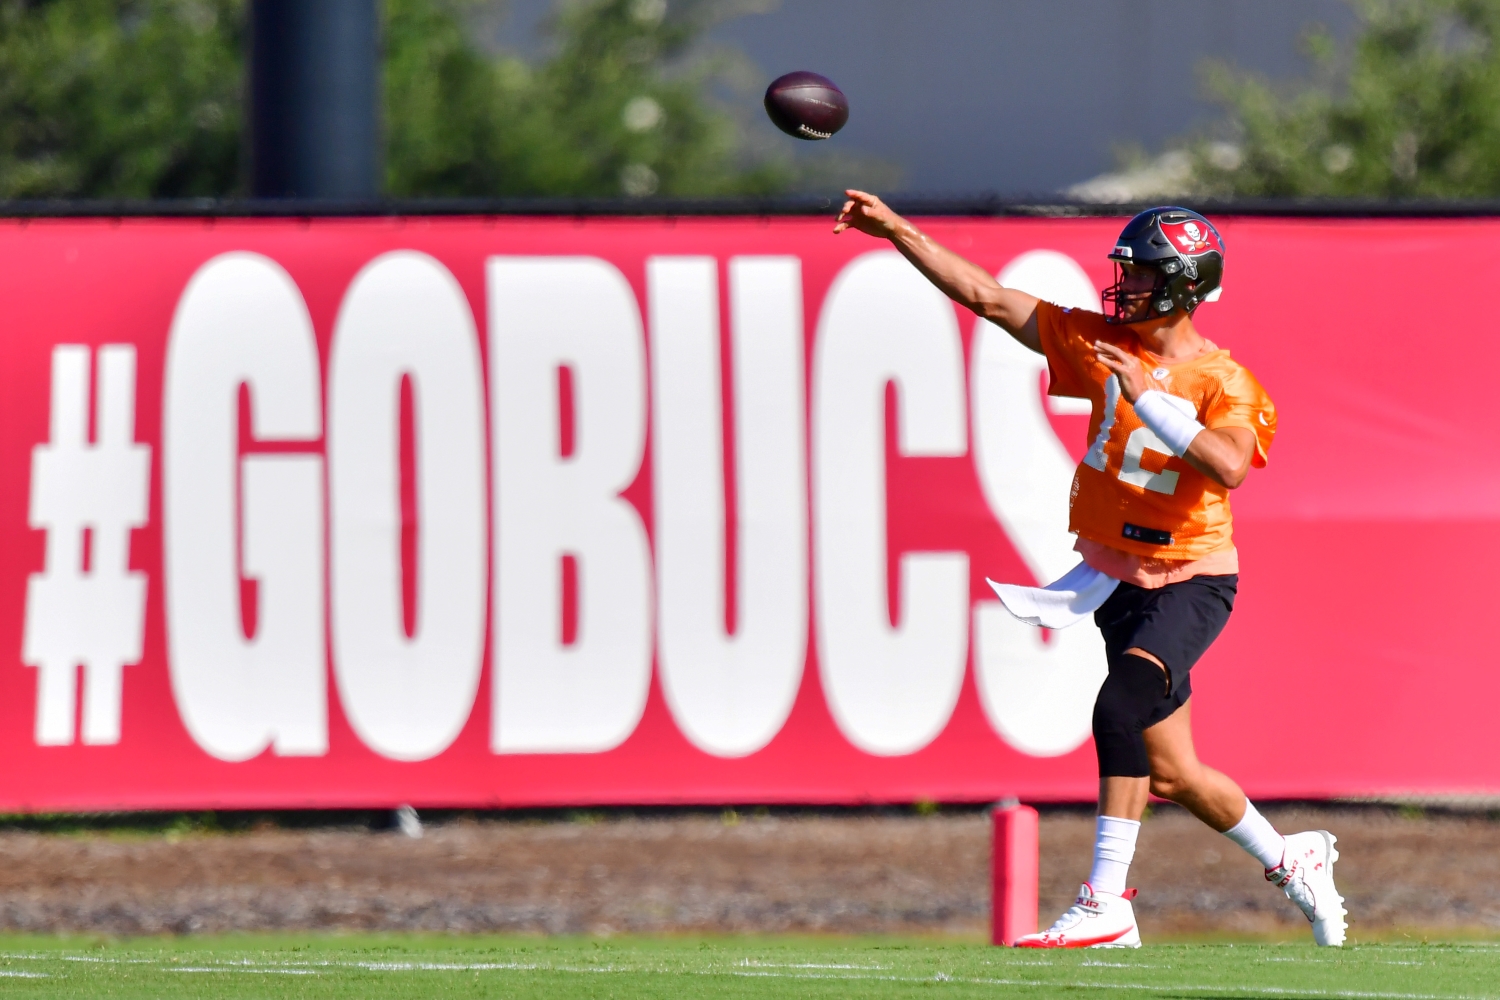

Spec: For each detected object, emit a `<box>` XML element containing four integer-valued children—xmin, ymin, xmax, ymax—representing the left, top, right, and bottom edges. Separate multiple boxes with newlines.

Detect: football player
<box><xmin>835</xmin><ymin>192</ymin><xmax>1346</xmax><ymax>948</ymax></box>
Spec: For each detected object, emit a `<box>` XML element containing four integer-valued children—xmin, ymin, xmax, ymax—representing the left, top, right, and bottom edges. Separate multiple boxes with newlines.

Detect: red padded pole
<box><xmin>991</xmin><ymin>800</ymin><xmax>1039</xmax><ymax>946</ymax></box>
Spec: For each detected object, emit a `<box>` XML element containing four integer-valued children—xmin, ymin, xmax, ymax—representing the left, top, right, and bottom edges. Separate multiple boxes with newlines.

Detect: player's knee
<box><xmin>1092</xmin><ymin>677</ymin><xmax>1148</xmax><ymax>779</ymax></box>
<box><xmin>1092</xmin><ymin>674</ymin><xmax>1139</xmax><ymax>740</ymax></box>
<box><xmin>1148</xmin><ymin>771</ymin><xmax>1188</xmax><ymax>801</ymax></box>
<box><xmin>1092</xmin><ymin>655</ymin><xmax>1170</xmax><ymax>779</ymax></box>
<box><xmin>1145</xmin><ymin>729</ymin><xmax>1203</xmax><ymax>802</ymax></box>
<box><xmin>1148</xmin><ymin>753</ymin><xmax>1207</xmax><ymax>801</ymax></box>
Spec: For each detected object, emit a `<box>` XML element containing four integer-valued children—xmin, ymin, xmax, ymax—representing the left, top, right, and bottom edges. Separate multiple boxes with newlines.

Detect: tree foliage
<box><xmin>0</xmin><ymin>0</ymin><xmax>242</xmax><ymax>198</ymax></box>
<box><xmin>385</xmin><ymin>0</ymin><xmax>789</xmax><ymax>197</ymax></box>
<box><xmin>0</xmin><ymin>0</ymin><xmax>788</xmax><ymax>199</ymax></box>
<box><xmin>1189</xmin><ymin>0</ymin><xmax>1500</xmax><ymax>198</ymax></box>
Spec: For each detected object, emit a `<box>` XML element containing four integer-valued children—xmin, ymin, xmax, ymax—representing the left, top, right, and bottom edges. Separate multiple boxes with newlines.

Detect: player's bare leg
<box><xmin>1142</xmin><ymin>699</ymin><xmax>1249</xmax><ymax>831</ymax></box>
<box><xmin>1023</xmin><ymin>655</ymin><xmax>1348</xmax><ymax>948</ymax></box>
<box><xmin>1098</xmin><ymin>775</ymin><xmax>1148</xmax><ymax>822</ymax></box>
<box><xmin>1137</xmin><ymin>674</ymin><xmax>1347</xmax><ymax>945</ymax></box>
<box><xmin>1024</xmin><ymin>668</ymin><xmax>1238</xmax><ymax>950</ymax></box>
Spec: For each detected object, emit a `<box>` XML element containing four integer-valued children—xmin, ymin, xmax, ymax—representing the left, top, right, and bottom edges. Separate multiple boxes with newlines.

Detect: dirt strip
<box><xmin>0</xmin><ymin>806</ymin><xmax>1491</xmax><ymax>937</ymax></box>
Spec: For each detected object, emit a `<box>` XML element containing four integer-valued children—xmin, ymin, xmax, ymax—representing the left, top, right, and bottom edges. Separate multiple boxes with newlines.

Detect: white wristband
<box><xmin>1133</xmin><ymin>390</ymin><xmax>1204</xmax><ymax>457</ymax></box>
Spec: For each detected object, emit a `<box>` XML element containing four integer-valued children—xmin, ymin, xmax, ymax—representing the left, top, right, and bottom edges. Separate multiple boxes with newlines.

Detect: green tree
<box><xmin>0</xmin><ymin>0</ymin><xmax>242</xmax><ymax>198</ymax></box>
<box><xmin>0</xmin><ymin>0</ymin><xmax>789</xmax><ymax>199</ymax></box>
<box><xmin>1188</xmin><ymin>0</ymin><xmax>1500</xmax><ymax>199</ymax></box>
<box><xmin>384</xmin><ymin>0</ymin><xmax>790</xmax><ymax>197</ymax></box>
<box><xmin>383</xmin><ymin>0</ymin><xmax>515</xmax><ymax>196</ymax></box>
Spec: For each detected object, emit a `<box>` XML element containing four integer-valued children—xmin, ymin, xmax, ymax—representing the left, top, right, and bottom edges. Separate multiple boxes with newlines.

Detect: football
<box><xmin>764</xmin><ymin>71</ymin><xmax>849</xmax><ymax>140</ymax></box>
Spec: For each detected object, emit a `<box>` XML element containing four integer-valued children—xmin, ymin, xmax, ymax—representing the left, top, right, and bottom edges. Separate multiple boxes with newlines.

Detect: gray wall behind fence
<box><xmin>483</xmin><ymin>0</ymin><xmax>1356</xmax><ymax>195</ymax></box>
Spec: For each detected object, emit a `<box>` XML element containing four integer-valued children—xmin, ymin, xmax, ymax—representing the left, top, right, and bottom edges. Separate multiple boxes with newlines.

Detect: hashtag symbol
<box><xmin>22</xmin><ymin>345</ymin><xmax>151</xmax><ymax>746</ymax></box>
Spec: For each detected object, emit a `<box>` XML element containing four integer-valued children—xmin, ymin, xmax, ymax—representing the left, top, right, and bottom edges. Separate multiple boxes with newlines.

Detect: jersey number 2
<box><xmin>1081</xmin><ymin>375</ymin><xmax>1193</xmax><ymax>496</ymax></box>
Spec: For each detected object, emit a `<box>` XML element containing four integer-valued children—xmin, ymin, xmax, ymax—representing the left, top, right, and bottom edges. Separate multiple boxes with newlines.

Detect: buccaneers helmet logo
<box><xmin>1161</xmin><ymin>219</ymin><xmax>1220</xmax><ymax>255</ymax></box>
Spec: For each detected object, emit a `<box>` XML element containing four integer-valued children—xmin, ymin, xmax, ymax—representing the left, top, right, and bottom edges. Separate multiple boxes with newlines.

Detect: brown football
<box><xmin>764</xmin><ymin>71</ymin><xmax>849</xmax><ymax>141</ymax></box>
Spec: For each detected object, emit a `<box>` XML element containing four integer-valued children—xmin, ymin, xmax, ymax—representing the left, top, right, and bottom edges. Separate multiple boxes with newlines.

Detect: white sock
<box><xmin>1088</xmin><ymin>815</ymin><xmax>1140</xmax><ymax>897</ymax></box>
<box><xmin>1222</xmin><ymin>799</ymin><xmax>1286</xmax><ymax>869</ymax></box>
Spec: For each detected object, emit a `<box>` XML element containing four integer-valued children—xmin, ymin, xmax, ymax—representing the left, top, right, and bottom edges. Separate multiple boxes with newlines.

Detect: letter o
<box><xmin>328</xmin><ymin>251</ymin><xmax>488</xmax><ymax>761</ymax></box>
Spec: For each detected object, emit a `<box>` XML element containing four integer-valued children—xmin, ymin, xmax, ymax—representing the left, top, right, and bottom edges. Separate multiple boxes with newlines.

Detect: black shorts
<box><xmin>1093</xmin><ymin>573</ymin><xmax>1238</xmax><ymax>709</ymax></box>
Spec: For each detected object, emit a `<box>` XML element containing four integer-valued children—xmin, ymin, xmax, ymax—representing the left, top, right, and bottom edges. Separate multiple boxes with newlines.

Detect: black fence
<box><xmin>3</xmin><ymin>195</ymin><xmax>1500</xmax><ymax>219</ymax></box>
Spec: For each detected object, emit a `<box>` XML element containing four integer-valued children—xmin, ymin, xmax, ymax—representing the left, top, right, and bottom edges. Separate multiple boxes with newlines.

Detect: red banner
<box><xmin>0</xmin><ymin>214</ymin><xmax>1492</xmax><ymax>811</ymax></box>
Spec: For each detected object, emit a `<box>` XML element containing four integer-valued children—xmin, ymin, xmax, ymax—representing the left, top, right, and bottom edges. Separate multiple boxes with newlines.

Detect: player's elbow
<box><xmin>1200</xmin><ymin>449</ymin><xmax>1251</xmax><ymax>490</ymax></box>
<box><xmin>974</xmin><ymin>300</ymin><xmax>1013</xmax><ymax>331</ymax></box>
<box><xmin>1202</xmin><ymin>429</ymin><xmax>1258</xmax><ymax>490</ymax></box>
<box><xmin>1225</xmin><ymin>455</ymin><xmax>1256</xmax><ymax>489</ymax></box>
<box><xmin>975</xmin><ymin>298</ymin><xmax>1030</xmax><ymax>340</ymax></box>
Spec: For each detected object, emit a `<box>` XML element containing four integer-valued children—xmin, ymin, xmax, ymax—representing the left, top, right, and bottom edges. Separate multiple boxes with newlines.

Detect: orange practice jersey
<box><xmin>1037</xmin><ymin>301</ymin><xmax>1277</xmax><ymax>561</ymax></box>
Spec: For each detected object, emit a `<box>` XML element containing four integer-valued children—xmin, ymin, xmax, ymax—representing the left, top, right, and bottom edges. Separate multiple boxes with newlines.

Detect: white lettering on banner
<box><xmin>648</xmin><ymin>257</ymin><xmax>808</xmax><ymax>758</ymax></box>
<box><xmin>490</xmin><ymin>258</ymin><xmax>653</xmax><ymax>754</ymax></box>
<box><xmin>163</xmin><ymin>254</ymin><xmax>325</xmax><ymax>760</ymax></box>
<box><xmin>971</xmin><ymin>250</ymin><xmax>1107</xmax><ymax>757</ymax></box>
<box><xmin>329</xmin><ymin>252</ymin><xmax>488</xmax><ymax>762</ymax></box>
<box><xmin>24</xmin><ymin>345</ymin><xmax>149</xmax><ymax>746</ymax></box>
<box><xmin>812</xmin><ymin>251</ymin><xmax>969</xmax><ymax>756</ymax></box>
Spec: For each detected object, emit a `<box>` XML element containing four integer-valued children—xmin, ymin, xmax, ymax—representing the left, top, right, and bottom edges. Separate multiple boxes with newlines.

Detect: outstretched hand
<box><xmin>832</xmin><ymin>187</ymin><xmax>1042</xmax><ymax>349</ymax></box>
<box><xmin>834</xmin><ymin>189</ymin><xmax>902</xmax><ymax>238</ymax></box>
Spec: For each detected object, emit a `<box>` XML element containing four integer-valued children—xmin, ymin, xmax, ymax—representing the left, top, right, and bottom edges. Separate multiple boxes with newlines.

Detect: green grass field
<box><xmin>0</xmin><ymin>934</ymin><xmax>1496</xmax><ymax>999</ymax></box>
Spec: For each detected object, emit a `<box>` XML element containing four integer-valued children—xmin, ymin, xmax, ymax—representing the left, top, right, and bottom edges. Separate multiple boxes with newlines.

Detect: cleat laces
<box><xmin>1266</xmin><ymin>859</ymin><xmax>1318</xmax><ymax>922</ymax></box>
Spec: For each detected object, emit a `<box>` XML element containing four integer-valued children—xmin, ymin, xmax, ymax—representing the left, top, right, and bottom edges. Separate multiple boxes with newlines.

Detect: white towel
<box><xmin>986</xmin><ymin>562</ymin><xmax>1120</xmax><ymax>629</ymax></box>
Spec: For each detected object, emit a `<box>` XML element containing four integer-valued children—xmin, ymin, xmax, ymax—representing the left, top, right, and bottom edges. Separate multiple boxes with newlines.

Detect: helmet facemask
<box><xmin>1102</xmin><ymin>261</ymin><xmax>1175</xmax><ymax>324</ymax></box>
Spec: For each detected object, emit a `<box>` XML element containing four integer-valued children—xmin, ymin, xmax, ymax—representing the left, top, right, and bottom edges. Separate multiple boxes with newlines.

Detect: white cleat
<box><xmin>1267</xmin><ymin>830</ymin><xmax>1347</xmax><ymax>946</ymax></box>
<box><xmin>1013</xmin><ymin>883</ymin><xmax>1142</xmax><ymax>949</ymax></box>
